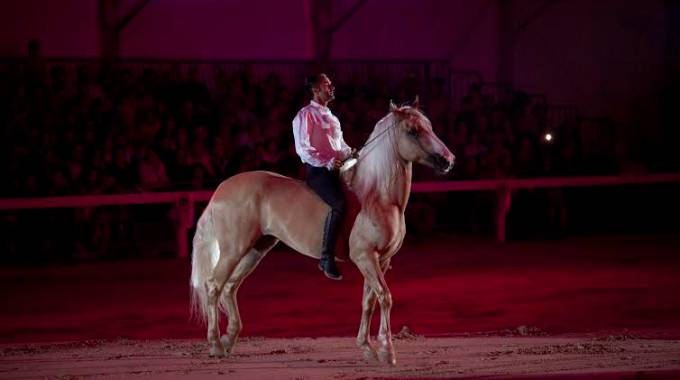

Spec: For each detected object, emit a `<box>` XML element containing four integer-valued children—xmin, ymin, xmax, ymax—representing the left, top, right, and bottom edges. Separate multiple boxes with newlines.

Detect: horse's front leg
<box><xmin>356</xmin><ymin>259</ymin><xmax>391</xmax><ymax>362</ymax></box>
<box><xmin>357</xmin><ymin>278</ymin><xmax>378</xmax><ymax>361</ymax></box>
<box><xmin>354</xmin><ymin>252</ymin><xmax>396</xmax><ymax>365</ymax></box>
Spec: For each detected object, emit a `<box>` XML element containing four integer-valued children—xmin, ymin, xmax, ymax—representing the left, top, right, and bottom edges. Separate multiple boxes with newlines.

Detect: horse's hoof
<box><xmin>209</xmin><ymin>344</ymin><xmax>227</xmax><ymax>358</ymax></box>
<box><xmin>220</xmin><ymin>335</ymin><xmax>235</xmax><ymax>353</ymax></box>
<box><xmin>378</xmin><ymin>349</ymin><xmax>397</xmax><ymax>366</ymax></box>
<box><xmin>361</xmin><ymin>346</ymin><xmax>378</xmax><ymax>362</ymax></box>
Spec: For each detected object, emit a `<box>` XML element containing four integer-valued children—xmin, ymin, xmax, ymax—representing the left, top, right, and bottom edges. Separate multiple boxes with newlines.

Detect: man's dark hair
<box><xmin>304</xmin><ymin>73</ymin><xmax>327</xmax><ymax>96</ymax></box>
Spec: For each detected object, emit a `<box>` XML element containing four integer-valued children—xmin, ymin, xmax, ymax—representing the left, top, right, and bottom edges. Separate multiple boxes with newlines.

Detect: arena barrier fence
<box><xmin>2</xmin><ymin>173</ymin><xmax>679</xmax><ymax>257</ymax></box>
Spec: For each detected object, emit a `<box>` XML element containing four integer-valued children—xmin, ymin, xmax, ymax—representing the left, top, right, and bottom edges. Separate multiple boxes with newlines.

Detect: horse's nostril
<box><xmin>429</xmin><ymin>154</ymin><xmax>452</xmax><ymax>172</ymax></box>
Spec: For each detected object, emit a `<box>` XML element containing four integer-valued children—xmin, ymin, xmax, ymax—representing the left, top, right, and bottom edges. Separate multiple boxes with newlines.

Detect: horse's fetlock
<box><xmin>207</xmin><ymin>331</ymin><xmax>219</xmax><ymax>343</ymax></box>
<box><xmin>227</xmin><ymin>323</ymin><xmax>242</xmax><ymax>336</ymax></box>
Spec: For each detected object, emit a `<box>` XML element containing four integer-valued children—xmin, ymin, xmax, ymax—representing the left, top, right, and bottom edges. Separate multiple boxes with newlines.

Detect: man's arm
<box><xmin>338</xmin><ymin>130</ymin><xmax>353</xmax><ymax>160</ymax></box>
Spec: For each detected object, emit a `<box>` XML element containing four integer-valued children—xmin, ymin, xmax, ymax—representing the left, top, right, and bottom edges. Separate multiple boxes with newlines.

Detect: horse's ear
<box><xmin>412</xmin><ymin>95</ymin><xmax>420</xmax><ymax>109</ymax></box>
<box><xmin>389</xmin><ymin>99</ymin><xmax>398</xmax><ymax>112</ymax></box>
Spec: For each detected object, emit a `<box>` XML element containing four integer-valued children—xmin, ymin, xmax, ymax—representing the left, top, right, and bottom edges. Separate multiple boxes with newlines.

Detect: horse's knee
<box><xmin>223</xmin><ymin>281</ymin><xmax>237</xmax><ymax>295</ymax></box>
<box><xmin>378</xmin><ymin>291</ymin><xmax>392</xmax><ymax>309</ymax></box>
<box><xmin>206</xmin><ymin>281</ymin><xmax>222</xmax><ymax>303</ymax></box>
<box><xmin>362</xmin><ymin>297</ymin><xmax>374</xmax><ymax>310</ymax></box>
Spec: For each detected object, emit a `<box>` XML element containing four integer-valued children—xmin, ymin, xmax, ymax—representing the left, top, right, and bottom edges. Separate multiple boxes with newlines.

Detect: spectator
<box><xmin>138</xmin><ymin>149</ymin><xmax>170</xmax><ymax>191</ymax></box>
<box><xmin>0</xmin><ymin>59</ymin><xmax>652</xmax><ymax>197</ymax></box>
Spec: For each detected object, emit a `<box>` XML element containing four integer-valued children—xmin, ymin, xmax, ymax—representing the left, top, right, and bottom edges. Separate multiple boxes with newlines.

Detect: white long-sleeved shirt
<box><xmin>292</xmin><ymin>100</ymin><xmax>352</xmax><ymax>169</ymax></box>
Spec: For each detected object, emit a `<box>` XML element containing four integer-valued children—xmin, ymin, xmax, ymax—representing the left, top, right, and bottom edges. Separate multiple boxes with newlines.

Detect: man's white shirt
<box><xmin>292</xmin><ymin>100</ymin><xmax>351</xmax><ymax>169</ymax></box>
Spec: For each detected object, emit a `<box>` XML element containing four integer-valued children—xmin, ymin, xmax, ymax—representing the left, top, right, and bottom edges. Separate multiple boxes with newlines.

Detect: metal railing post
<box><xmin>176</xmin><ymin>193</ymin><xmax>194</xmax><ymax>258</ymax></box>
<box><xmin>496</xmin><ymin>183</ymin><xmax>512</xmax><ymax>242</ymax></box>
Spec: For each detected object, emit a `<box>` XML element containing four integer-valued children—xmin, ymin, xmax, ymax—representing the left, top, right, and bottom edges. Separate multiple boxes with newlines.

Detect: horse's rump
<box><xmin>208</xmin><ymin>171</ymin><xmax>341</xmax><ymax>259</ymax></box>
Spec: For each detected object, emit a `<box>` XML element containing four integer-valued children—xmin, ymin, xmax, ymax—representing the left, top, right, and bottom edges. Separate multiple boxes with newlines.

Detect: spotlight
<box><xmin>544</xmin><ymin>133</ymin><xmax>553</xmax><ymax>142</ymax></box>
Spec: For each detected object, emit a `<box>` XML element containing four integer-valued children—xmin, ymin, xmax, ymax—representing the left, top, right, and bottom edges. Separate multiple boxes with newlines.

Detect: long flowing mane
<box><xmin>352</xmin><ymin>111</ymin><xmax>406</xmax><ymax>198</ymax></box>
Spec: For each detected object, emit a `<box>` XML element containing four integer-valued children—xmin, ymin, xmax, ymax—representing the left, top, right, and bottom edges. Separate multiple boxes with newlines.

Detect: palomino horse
<box><xmin>190</xmin><ymin>100</ymin><xmax>454</xmax><ymax>365</ymax></box>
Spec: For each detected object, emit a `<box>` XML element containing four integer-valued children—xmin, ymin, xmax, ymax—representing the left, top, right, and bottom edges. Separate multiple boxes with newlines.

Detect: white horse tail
<box><xmin>190</xmin><ymin>205</ymin><xmax>219</xmax><ymax>324</ymax></box>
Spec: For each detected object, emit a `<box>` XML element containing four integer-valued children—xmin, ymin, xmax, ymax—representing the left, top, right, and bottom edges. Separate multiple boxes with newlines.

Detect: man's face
<box><xmin>314</xmin><ymin>75</ymin><xmax>335</xmax><ymax>103</ymax></box>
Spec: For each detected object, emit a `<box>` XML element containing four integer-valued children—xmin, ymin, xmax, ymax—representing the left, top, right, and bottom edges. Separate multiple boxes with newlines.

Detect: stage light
<box><xmin>544</xmin><ymin>133</ymin><xmax>553</xmax><ymax>142</ymax></box>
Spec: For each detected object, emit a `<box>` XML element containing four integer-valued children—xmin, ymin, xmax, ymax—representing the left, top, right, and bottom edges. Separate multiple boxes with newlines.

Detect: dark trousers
<box><xmin>305</xmin><ymin>164</ymin><xmax>346</xmax><ymax>215</ymax></box>
<box><xmin>305</xmin><ymin>164</ymin><xmax>345</xmax><ymax>258</ymax></box>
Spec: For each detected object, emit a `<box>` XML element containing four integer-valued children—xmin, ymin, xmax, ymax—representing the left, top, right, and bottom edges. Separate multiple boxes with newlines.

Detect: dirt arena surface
<box><xmin>1</xmin><ymin>234</ymin><xmax>680</xmax><ymax>379</ymax></box>
<box><xmin>2</xmin><ymin>335</ymin><xmax>680</xmax><ymax>379</ymax></box>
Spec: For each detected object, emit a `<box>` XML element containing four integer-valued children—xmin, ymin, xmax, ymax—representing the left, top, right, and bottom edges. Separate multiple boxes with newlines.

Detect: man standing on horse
<box><xmin>292</xmin><ymin>73</ymin><xmax>353</xmax><ymax>280</ymax></box>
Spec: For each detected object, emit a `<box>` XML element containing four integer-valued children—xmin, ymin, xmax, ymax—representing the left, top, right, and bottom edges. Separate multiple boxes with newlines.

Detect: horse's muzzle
<box><xmin>429</xmin><ymin>153</ymin><xmax>454</xmax><ymax>174</ymax></box>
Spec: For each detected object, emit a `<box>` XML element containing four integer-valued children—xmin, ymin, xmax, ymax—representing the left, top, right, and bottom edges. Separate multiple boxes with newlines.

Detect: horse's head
<box><xmin>390</xmin><ymin>98</ymin><xmax>455</xmax><ymax>173</ymax></box>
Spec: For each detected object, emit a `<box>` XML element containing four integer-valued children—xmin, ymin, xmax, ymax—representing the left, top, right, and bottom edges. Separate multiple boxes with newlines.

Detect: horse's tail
<box><xmin>190</xmin><ymin>205</ymin><xmax>218</xmax><ymax>325</ymax></box>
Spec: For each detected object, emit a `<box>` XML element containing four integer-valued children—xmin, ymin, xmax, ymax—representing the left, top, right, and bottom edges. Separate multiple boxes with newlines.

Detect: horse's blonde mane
<box><xmin>353</xmin><ymin>107</ymin><xmax>421</xmax><ymax>198</ymax></box>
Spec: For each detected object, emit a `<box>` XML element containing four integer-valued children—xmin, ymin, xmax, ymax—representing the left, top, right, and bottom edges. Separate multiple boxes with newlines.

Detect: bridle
<box><xmin>342</xmin><ymin>110</ymin><xmax>433</xmax><ymax>172</ymax></box>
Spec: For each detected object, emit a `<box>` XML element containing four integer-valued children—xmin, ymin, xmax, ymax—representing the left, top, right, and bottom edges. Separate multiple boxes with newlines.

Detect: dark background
<box><xmin>0</xmin><ymin>1</ymin><xmax>679</xmax><ymax>346</ymax></box>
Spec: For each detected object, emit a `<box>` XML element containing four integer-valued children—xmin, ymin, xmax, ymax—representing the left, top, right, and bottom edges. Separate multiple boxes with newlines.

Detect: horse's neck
<box><xmin>345</xmin><ymin>160</ymin><xmax>413</xmax><ymax>212</ymax></box>
<box><xmin>389</xmin><ymin>162</ymin><xmax>412</xmax><ymax>212</ymax></box>
<box><xmin>342</xmin><ymin>114</ymin><xmax>415</xmax><ymax>211</ymax></box>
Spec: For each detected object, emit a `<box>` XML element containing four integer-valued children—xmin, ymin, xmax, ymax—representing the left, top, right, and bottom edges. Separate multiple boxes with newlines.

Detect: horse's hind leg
<box><xmin>206</xmin><ymin>248</ymin><xmax>240</xmax><ymax>357</ymax></box>
<box><xmin>219</xmin><ymin>236</ymin><xmax>278</xmax><ymax>353</ymax></box>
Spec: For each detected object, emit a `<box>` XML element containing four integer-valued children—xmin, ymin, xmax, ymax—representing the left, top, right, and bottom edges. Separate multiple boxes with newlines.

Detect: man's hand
<box><xmin>343</xmin><ymin>148</ymin><xmax>357</xmax><ymax>161</ymax></box>
<box><xmin>331</xmin><ymin>158</ymin><xmax>343</xmax><ymax>170</ymax></box>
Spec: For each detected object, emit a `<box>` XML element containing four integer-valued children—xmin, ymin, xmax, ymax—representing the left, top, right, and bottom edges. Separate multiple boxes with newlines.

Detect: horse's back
<box><xmin>207</xmin><ymin>171</ymin><xmax>329</xmax><ymax>257</ymax></box>
<box><xmin>210</xmin><ymin>170</ymin><xmax>314</xmax><ymax>207</ymax></box>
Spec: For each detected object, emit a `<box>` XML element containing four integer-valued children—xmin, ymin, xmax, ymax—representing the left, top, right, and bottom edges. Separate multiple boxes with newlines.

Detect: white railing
<box><xmin>2</xmin><ymin>173</ymin><xmax>679</xmax><ymax>257</ymax></box>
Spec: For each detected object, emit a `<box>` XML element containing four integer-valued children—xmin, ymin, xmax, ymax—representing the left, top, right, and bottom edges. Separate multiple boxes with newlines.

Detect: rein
<box><xmin>341</xmin><ymin>119</ymin><xmax>398</xmax><ymax>172</ymax></box>
<box><xmin>359</xmin><ymin>120</ymin><xmax>398</xmax><ymax>152</ymax></box>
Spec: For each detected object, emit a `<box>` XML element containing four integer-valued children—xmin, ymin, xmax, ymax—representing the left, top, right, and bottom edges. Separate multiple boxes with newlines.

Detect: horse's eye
<box><xmin>407</xmin><ymin>128</ymin><xmax>419</xmax><ymax>138</ymax></box>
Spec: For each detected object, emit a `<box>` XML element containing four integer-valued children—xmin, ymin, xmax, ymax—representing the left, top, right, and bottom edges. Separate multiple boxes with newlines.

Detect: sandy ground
<box><xmin>2</xmin><ymin>235</ymin><xmax>680</xmax><ymax>379</ymax></box>
<box><xmin>2</xmin><ymin>334</ymin><xmax>680</xmax><ymax>379</ymax></box>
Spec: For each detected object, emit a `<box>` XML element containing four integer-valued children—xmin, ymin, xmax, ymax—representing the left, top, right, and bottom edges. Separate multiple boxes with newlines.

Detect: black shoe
<box><xmin>318</xmin><ymin>257</ymin><xmax>343</xmax><ymax>280</ymax></box>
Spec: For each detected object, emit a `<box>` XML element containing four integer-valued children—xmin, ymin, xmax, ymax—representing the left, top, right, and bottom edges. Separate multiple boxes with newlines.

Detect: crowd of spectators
<box><xmin>0</xmin><ymin>46</ymin><xmax>657</xmax><ymax>260</ymax></box>
<box><xmin>1</xmin><ymin>55</ymin><xmax>649</xmax><ymax>199</ymax></box>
